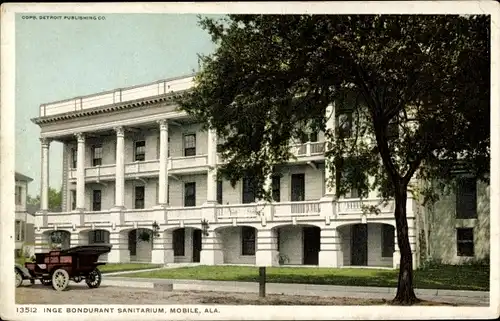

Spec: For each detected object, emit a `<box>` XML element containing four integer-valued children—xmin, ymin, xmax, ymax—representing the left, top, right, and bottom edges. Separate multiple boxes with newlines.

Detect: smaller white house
<box><xmin>15</xmin><ymin>172</ymin><xmax>34</xmax><ymax>258</ymax></box>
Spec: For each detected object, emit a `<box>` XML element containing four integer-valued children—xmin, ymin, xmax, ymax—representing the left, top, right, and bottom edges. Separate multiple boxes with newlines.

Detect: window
<box><xmin>15</xmin><ymin>186</ymin><xmax>22</xmax><ymax>205</ymax></box>
<box><xmin>217</xmin><ymin>180</ymin><xmax>223</xmax><ymax>205</ymax></box>
<box><xmin>168</xmin><ymin>137</ymin><xmax>170</xmax><ymax>157</ymax></box>
<box><xmin>277</xmin><ymin>229</ymin><xmax>281</xmax><ymax>252</ymax></box>
<box><xmin>456</xmin><ymin>177</ymin><xmax>477</xmax><ymax>219</ymax></box>
<box><xmin>242</xmin><ymin>177</ymin><xmax>256</xmax><ymax>204</ymax></box>
<box><xmin>381</xmin><ymin>225</ymin><xmax>395</xmax><ymax>257</ymax></box>
<box><xmin>71</xmin><ymin>190</ymin><xmax>76</xmax><ymax>210</ymax></box>
<box><xmin>184</xmin><ymin>182</ymin><xmax>196</xmax><ymax>207</ymax></box>
<box><xmin>346</xmin><ymin>188</ymin><xmax>360</xmax><ymax>199</ymax></box>
<box><xmin>272</xmin><ymin>176</ymin><xmax>281</xmax><ymax>202</ymax></box>
<box><xmin>91</xmin><ymin>145</ymin><xmax>103</xmax><ymax>166</ymax></box>
<box><xmin>457</xmin><ymin>228</ymin><xmax>474</xmax><ymax>257</ymax></box>
<box><xmin>291</xmin><ymin>174</ymin><xmax>305</xmax><ymax>202</ymax></box>
<box><xmin>90</xmin><ymin>230</ymin><xmax>109</xmax><ymax>244</ymax></box>
<box><xmin>92</xmin><ymin>190</ymin><xmax>101</xmax><ymax>211</ymax></box>
<box><xmin>336</xmin><ymin>112</ymin><xmax>353</xmax><ymax>138</ymax></box>
<box><xmin>134</xmin><ymin>141</ymin><xmax>146</xmax><ymax>161</ymax></box>
<box><xmin>71</xmin><ymin>148</ymin><xmax>77</xmax><ymax>169</ymax></box>
<box><xmin>184</xmin><ymin>134</ymin><xmax>196</xmax><ymax>156</ymax></box>
<box><xmin>15</xmin><ymin>220</ymin><xmax>23</xmax><ymax>241</ymax></box>
<box><xmin>173</xmin><ymin>229</ymin><xmax>185</xmax><ymax>256</ymax></box>
<box><xmin>241</xmin><ymin>227</ymin><xmax>256</xmax><ymax>256</ymax></box>
<box><xmin>135</xmin><ymin>186</ymin><xmax>145</xmax><ymax>209</ymax></box>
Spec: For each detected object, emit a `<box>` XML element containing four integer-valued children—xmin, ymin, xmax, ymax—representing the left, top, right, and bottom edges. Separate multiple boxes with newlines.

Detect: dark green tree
<box><xmin>178</xmin><ymin>15</ymin><xmax>490</xmax><ymax>305</ymax></box>
<box><xmin>27</xmin><ymin>187</ymin><xmax>62</xmax><ymax>211</ymax></box>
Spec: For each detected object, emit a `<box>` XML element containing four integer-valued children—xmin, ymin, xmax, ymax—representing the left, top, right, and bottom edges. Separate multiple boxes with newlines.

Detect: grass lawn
<box><xmin>119</xmin><ymin>265</ymin><xmax>489</xmax><ymax>291</ymax></box>
<box><xmin>98</xmin><ymin>263</ymin><xmax>163</xmax><ymax>273</ymax></box>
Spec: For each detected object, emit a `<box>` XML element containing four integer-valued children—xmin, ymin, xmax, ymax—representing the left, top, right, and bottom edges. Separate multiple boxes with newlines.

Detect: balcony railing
<box><xmin>336</xmin><ymin>198</ymin><xmax>396</xmax><ymax>215</ymax></box>
<box><xmin>68</xmin><ymin>156</ymin><xmax>209</xmax><ymax>180</ymax></box>
<box><xmin>216</xmin><ymin>204</ymin><xmax>261</xmax><ymax>219</ymax></box>
<box><xmin>39</xmin><ymin>76</ymin><xmax>195</xmax><ymax>117</ymax></box>
<box><xmin>167</xmin><ymin>206</ymin><xmax>204</xmax><ymax>221</ymax></box>
<box><xmin>273</xmin><ymin>200</ymin><xmax>321</xmax><ymax>217</ymax></box>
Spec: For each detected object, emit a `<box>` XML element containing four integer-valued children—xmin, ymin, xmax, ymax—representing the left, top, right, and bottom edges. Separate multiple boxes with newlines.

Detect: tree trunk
<box><xmin>392</xmin><ymin>184</ymin><xmax>420</xmax><ymax>305</ymax></box>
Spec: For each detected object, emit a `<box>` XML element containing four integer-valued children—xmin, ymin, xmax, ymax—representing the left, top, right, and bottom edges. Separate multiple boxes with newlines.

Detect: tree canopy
<box><xmin>28</xmin><ymin>187</ymin><xmax>62</xmax><ymax>212</ymax></box>
<box><xmin>178</xmin><ymin>14</ymin><xmax>490</xmax><ymax>304</ymax></box>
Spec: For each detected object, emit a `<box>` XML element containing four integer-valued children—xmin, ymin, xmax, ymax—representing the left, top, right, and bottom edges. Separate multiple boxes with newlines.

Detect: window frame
<box><xmin>71</xmin><ymin>148</ymin><xmax>77</xmax><ymax>169</ymax></box>
<box><xmin>91</xmin><ymin>144</ymin><xmax>103</xmax><ymax>166</ymax></box>
<box><xmin>456</xmin><ymin>176</ymin><xmax>477</xmax><ymax>219</ymax></box>
<box><xmin>242</xmin><ymin>177</ymin><xmax>256</xmax><ymax>204</ymax></box>
<box><xmin>134</xmin><ymin>140</ymin><xmax>146</xmax><ymax>162</ymax></box>
<box><xmin>71</xmin><ymin>190</ymin><xmax>76</xmax><ymax>210</ymax></box>
<box><xmin>183</xmin><ymin>133</ymin><xmax>196</xmax><ymax>157</ymax></box>
<box><xmin>290</xmin><ymin>173</ymin><xmax>305</xmax><ymax>202</ymax></box>
<box><xmin>272</xmin><ymin>175</ymin><xmax>281</xmax><ymax>202</ymax></box>
<box><xmin>241</xmin><ymin>226</ymin><xmax>256</xmax><ymax>256</ymax></box>
<box><xmin>134</xmin><ymin>186</ymin><xmax>145</xmax><ymax>209</ymax></box>
<box><xmin>15</xmin><ymin>186</ymin><xmax>22</xmax><ymax>205</ymax></box>
<box><xmin>216</xmin><ymin>180</ymin><xmax>223</xmax><ymax>205</ymax></box>
<box><xmin>184</xmin><ymin>182</ymin><xmax>196</xmax><ymax>207</ymax></box>
<box><xmin>456</xmin><ymin>228</ymin><xmax>475</xmax><ymax>257</ymax></box>
<box><xmin>92</xmin><ymin>190</ymin><xmax>101</xmax><ymax>212</ymax></box>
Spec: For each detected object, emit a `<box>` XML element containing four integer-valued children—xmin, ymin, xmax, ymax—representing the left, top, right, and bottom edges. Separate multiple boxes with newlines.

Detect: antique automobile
<box><xmin>15</xmin><ymin>244</ymin><xmax>112</xmax><ymax>291</ymax></box>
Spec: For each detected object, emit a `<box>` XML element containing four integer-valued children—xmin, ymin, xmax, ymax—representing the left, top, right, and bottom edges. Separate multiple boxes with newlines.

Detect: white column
<box><xmin>75</xmin><ymin>133</ymin><xmax>86</xmax><ymax>210</ymax></box>
<box><xmin>206</xmin><ymin>128</ymin><xmax>217</xmax><ymax>204</ymax></box>
<box><xmin>114</xmin><ymin>127</ymin><xmax>125</xmax><ymax>208</ymax></box>
<box><xmin>200</xmin><ymin>230</ymin><xmax>224</xmax><ymax>265</ymax></box>
<box><xmin>324</xmin><ymin>103</ymin><xmax>336</xmax><ymax>197</ymax></box>
<box><xmin>255</xmin><ymin>229</ymin><xmax>279</xmax><ymax>266</ymax></box>
<box><xmin>40</xmin><ymin>138</ymin><xmax>50</xmax><ymax>212</ymax></box>
<box><xmin>157</xmin><ymin>120</ymin><xmax>169</xmax><ymax>206</ymax></box>
<box><xmin>318</xmin><ymin>228</ymin><xmax>342</xmax><ymax>267</ymax></box>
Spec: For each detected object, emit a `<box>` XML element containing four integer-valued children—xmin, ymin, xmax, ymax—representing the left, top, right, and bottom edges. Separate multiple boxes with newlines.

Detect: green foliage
<box><xmin>177</xmin><ymin>15</ymin><xmax>490</xmax><ymax>302</ymax></box>
<box><xmin>178</xmin><ymin>15</ymin><xmax>489</xmax><ymax>204</ymax></box>
<box><xmin>27</xmin><ymin>187</ymin><xmax>62</xmax><ymax>211</ymax></box>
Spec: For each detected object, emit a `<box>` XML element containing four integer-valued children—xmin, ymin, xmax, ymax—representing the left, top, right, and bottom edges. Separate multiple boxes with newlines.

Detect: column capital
<box><xmin>74</xmin><ymin>132</ymin><xmax>85</xmax><ymax>143</ymax></box>
<box><xmin>114</xmin><ymin>126</ymin><xmax>125</xmax><ymax>137</ymax></box>
<box><xmin>157</xmin><ymin>119</ymin><xmax>168</xmax><ymax>131</ymax></box>
<box><xmin>39</xmin><ymin>137</ymin><xmax>52</xmax><ymax>147</ymax></box>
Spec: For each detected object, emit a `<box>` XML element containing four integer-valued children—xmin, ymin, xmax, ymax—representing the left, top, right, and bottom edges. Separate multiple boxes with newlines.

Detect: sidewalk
<box><xmin>103</xmin><ymin>275</ymin><xmax>490</xmax><ymax>306</ymax></box>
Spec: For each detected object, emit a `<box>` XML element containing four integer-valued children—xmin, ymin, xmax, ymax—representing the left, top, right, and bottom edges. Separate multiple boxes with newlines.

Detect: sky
<box><xmin>15</xmin><ymin>13</ymin><xmax>220</xmax><ymax>197</ymax></box>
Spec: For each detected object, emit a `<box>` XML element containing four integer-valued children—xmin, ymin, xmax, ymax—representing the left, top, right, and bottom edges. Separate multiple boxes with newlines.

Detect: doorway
<box><xmin>192</xmin><ymin>229</ymin><xmax>202</xmax><ymax>263</ymax></box>
<box><xmin>351</xmin><ymin>224</ymin><xmax>368</xmax><ymax>266</ymax></box>
<box><xmin>303</xmin><ymin>226</ymin><xmax>320</xmax><ymax>265</ymax></box>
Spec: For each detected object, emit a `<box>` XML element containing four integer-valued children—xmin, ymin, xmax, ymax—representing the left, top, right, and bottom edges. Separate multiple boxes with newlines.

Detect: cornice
<box><xmin>31</xmin><ymin>90</ymin><xmax>190</xmax><ymax>125</ymax></box>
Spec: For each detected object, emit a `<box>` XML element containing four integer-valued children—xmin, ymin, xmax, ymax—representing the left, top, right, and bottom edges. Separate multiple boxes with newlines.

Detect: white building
<box><xmin>15</xmin><ymin>172</ymin><xmax>35</xmax><ymax>258</ymax></box>
<box><xmin>31</xmin><ymin>74</ymin><xmax>489</xmax><ymax>268</ymax></box>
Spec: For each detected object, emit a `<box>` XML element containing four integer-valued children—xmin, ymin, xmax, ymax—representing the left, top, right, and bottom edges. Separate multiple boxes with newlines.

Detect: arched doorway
<box><xmin>338</xmin><ymin>223</ymin><xmax>394</xmax><ymax>268</ymax></box>
<box><xmin>127</xmin><ymin>228</ymin><xmax>153</xmax><ymax>262</ymax></box>
<box><xmin>273</xmin><ymin>224</ymin><xmax>320</xmax><ymax>266</ymax></box>
<box><xmin>214</xmin><ymin>226</ymin><xmax>257</xmax><ymax>265</ymax></box>
<box><xmin>171</xmin><ymin>227</ymin><xmax>203</xmax><ymax>263</ymax></box>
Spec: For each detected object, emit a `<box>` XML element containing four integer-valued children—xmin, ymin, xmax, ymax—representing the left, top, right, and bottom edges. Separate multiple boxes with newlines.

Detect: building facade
<box><xmin>15</xmin><ymin>172</ymin><xmax>35</xmax><ymax>257</ymax></box>
<box><xmin>31</xmin><ymin>74</ymin><xmax>489</xmax><ymax>268</ymax></box>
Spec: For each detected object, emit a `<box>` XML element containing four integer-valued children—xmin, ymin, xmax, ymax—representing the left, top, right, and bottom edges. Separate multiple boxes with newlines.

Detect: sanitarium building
<box><xmin>31</xmin><ymin>74</ymin><xmax>490</xmax><ymax>269</ymax></box>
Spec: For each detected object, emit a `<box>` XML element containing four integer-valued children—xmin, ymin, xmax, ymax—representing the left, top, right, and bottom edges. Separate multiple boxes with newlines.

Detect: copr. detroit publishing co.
<box><xmin>21</xmin><ymin>15</ymin><xmax>106</xmax><ymax>21</ymax></box>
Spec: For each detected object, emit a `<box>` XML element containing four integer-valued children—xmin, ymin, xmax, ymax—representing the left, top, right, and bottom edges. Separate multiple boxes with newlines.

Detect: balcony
<box><xmin>39</xmin><ymin>76</ymin><xmax>195</xmax><ymax>117</ymax></box>
<box><xmin>68</xmin><ymin>155</ymin><xmax>209</xmax><ymax>181</ymax></box>
<box><xmin>36</xmin><ymin>196</ymin><xmax>411</xmax><ymax>231</ymax></box>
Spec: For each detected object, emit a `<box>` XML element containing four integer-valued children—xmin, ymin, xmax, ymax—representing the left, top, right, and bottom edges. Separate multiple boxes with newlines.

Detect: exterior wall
<box><xmin>278</xmin><ymin>226</ymin><xmax>303</xmax><ymax>265</ymax></box>
<box><xmin>423</xmin><ymin>180</ymin><xmax>489</xmax><ymax>264</ymax></box>
<box><xmin>169</xmin><ymin>174</ymin><xmax>207</xmax><ymax>207</ymax></box>
<box><xmin>219</xmin><ymin>227</ymin><xmax>256</xmax><ymax>264</ymax></box>
<box><xmin>338</xmin><ymin>224</ymin><xmax>393</xmax><ymax>268</ymax></box>
<box><xmin>276</xmin><ymin>164</ymin><xmax>324</xmax><ymax>202</ymax></box>
<box><xmin>15</xmin><ymin>175</ymin><xmax>33</xmax><ymax>254</ymax></box>
<box><xmin>173</xmin><ymin>228</ymin><xmax>195</xmax><ymax>263</ymax></box>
